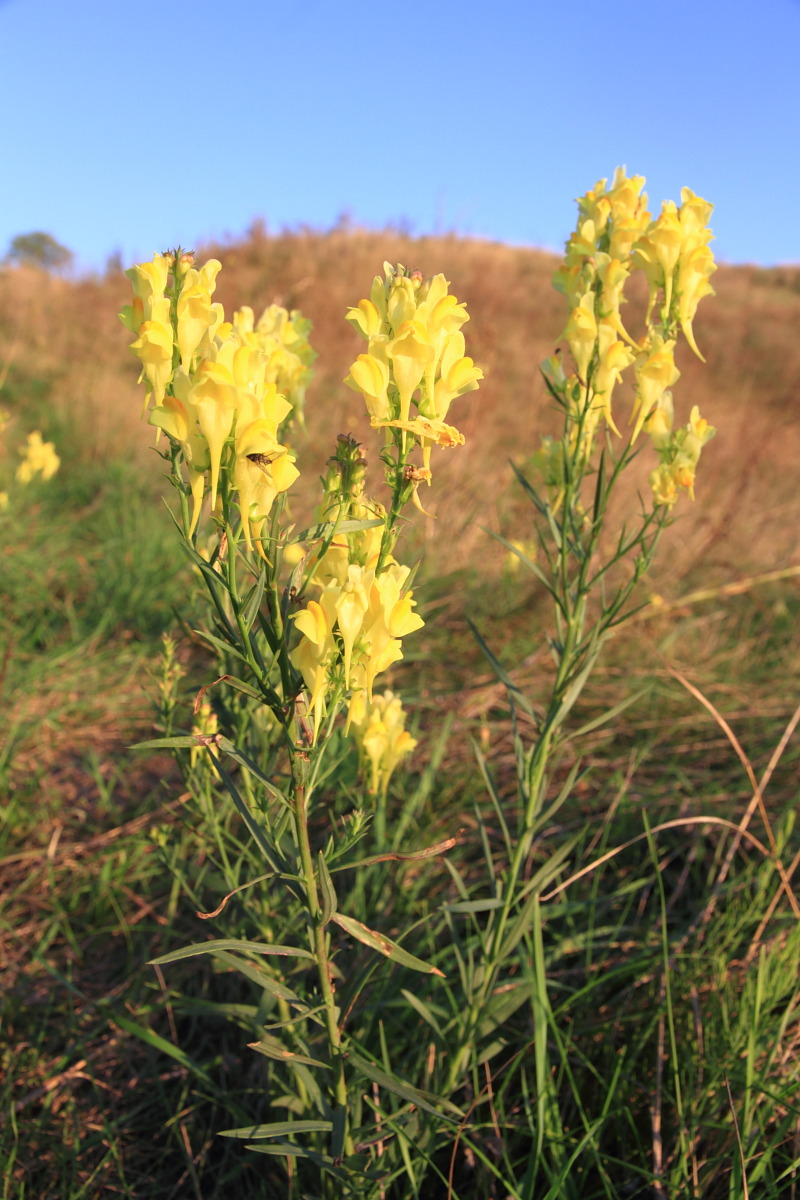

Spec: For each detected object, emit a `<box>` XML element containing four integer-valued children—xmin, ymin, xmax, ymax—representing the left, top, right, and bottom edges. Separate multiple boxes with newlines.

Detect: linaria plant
<box><xmin>122</xmin><ymin>252</ymin><xmax>481</xmax><ymax>1194</ymax></box>
<box><xmin>439</xmin><ymin>168</ymin><xmax>717</xmax><ymax>1192</ymax></box>
<box><xmin>122</xmin><ymin>164</ymin><xmax>720</xmax><ymax>1195</ymax></box>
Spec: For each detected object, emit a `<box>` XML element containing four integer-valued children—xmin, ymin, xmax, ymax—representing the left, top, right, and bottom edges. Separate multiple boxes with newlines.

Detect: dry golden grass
<box><xmin>2</xmin><ymin>227</ymin><xmax>799</xmax><ymax>585</ymax></box>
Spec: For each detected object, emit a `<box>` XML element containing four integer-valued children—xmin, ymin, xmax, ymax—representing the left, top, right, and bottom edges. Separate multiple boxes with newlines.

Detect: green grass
<box><xmin>3</xmin><ymin>373</ymin><xmax>800</xmax><ymax>1197</ymax></box>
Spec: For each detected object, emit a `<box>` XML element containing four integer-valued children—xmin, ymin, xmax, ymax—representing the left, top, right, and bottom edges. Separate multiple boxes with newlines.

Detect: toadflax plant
<box><xmin>121</xmin><ymin>165</ymin><xmax>720</xmax><ymax>1196</ymax></box>
<box><xmin>121</xmin><ymin>252</ymin><xmax>481</xmax><ymax>1192</ymax></box>
<box><xmin>436</xmin><ymin>168</ymin><xmax>718</xmax><ymax>1192</ymax></box>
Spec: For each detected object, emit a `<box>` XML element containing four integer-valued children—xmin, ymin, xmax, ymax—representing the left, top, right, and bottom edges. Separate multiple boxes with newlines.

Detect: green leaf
<box><xmin>486</xmin><ymin>529</ymin><xmax>556</xmax><ymax>597</ymax></box>
<box><xmin>132</xmin><ymin>735</ymin><xmax>203</xmax><ymax>750</ymax></box>
<box><xmin>212</xmin><ymin>950</ymin><xmax>305</xmax><ymax>1007</ymax></box>
<box><xmin>467</xmin><ymin>619</ymin><xmax>537</xmax><ymax>719</ymax></box>
<box><xmin>444</xmin><ymin>898</ymin><xmax>504</xmax><ymax>914</ymax></box>
<box><xmin>242</xmin><ymin>567</ymin><xmax>268</xmax><ymax>633</ymax></box>
<box><xmin>192</xmin><ymin>627</ymin><xmax>248</xmax><ymax>664</ymax></box>
<box><xmin>113</xmin><ymin>1014</ymin><xmax>214</xmax><ymax>1087</ymax></box>
<box><xmin>332</xmin><ymin>913</ymin><xmax>444</xmax><ymax>978</ymax></box>
<box><xmin>292</xmin><ymin>516</ymin><xmax>383</xmax><ymax>544</ymax></box>
<box><xmin>215</xmin><ymin>675</ymin><xmax>264</xmax><ymax>703</ymax></box>
<box><xmin>210</xmin><ymin>758</ymin><xmax>296</xmax><ymax>879</ymax></box>
<box><xmin>318</xmin><ymin>852</ymin><xmax>337</xmax><ymax>926</ymax></box>
<box><xmin>149</xmin><ymin>938</ymin><xmax>314</xmax><ymax>966</ymax></box>
<box><xmin>219</xmin><ymin>1119</ymin><xmax>332</xmax><ymax>1140</ymax></box>
<box><xmin>399</xmin><ymin>989</ymin><xmax>446</xmax><ymax>1036</ymax></box>
<box><xmin>242</xmin><ymin>1142</ymin><xmax>368</xmax><ymax>1182</ymax></box>
<box><xmin>215</xmin><ymin>737</ymin><xmax>291</xmax><ymax>812</ymax></box>
<box><xmin>347</xmin><ymin>1050</ymin><xmax>463</xmax><ymax>1121</ymax></box>
<box><xmin>247</xmin><ymin>1035</ymin><xmax>329</xmax><ymax>1070</ymax></box>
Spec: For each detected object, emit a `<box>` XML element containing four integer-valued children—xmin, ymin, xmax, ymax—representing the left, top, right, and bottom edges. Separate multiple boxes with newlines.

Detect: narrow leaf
<box><xmin>149</xmin><ymin>938</ymin><xmax>314</xmax><ymax>966</ymax></box>
<box><xmin>292</xmin><ymin>516</ymin><xmax>383</xmax><ymax>544</ymax></box>
<box><xmin>485</xmin><ymin>529</ymin><xmax>557</xmax><ymax>596</ymax></box>
<box><xmin>444</xmin><ymin>898</ymin><xmax>504</xmax><ymax>914</ymax></box>
<box><xmin>242</xmin><ymin>568</ymin><xmax>268</xmax><ymax>633</ymax></box>
<box><xmin>466</xmin><ymin>619</ymin><xmax>536</xmax><ymax>719</ymax></box>
<box><xmin>332</xmin><ymin>913</ymin><xmax>444</xmax><ymax>978</ymax></box>
<box><xmin>212</xmin><ymin>950</ymin><xmax>304</xmax><ymax>1007</ymax></box>
<box><xmin>132</xmin><ymin>735</ymin><xmax>205</xmax><ymax>751</ymax></box>
<box><xmin>215</xmin><ymin>737</ymin><xmax>291</xmax><ymax>812</ymax></box>
<box><xmin>318</xmin><ymin>852</ymin><xmax>337</xmax><ymax>926</ymax></box>
<box><xmin>220</xmin><ymin>1119</ymin><xmax>332</xmax><ymax>1140</ymax></box>
<box><xmin>113</xmin><ymin>1014</ymin><xmax>213</xmax><ymax>1087</ymax></box>
<box><xmin>347</xmin><ymin>1050</ymin><xmax>463</xmax><ymax>1121</ymax></box>
<box><xmin>192</xmin><ymin>627</ymin><xmax>248</xmax><ymax>664</ymax></box>
<box><xmin>247</xmin><ymin>1036</ymin><xmax>329</xmax><ymax>1070</ymax></box>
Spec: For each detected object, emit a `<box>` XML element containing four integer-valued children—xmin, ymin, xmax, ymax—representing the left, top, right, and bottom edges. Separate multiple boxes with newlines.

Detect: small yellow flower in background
<box><xmin>348</xmin><ymin>689</ymin><xmax>418</xmax><ymax>798</ymax></box>
<box><xmin>505</xmin><ymin>539</ymin><xmax>538</xmax><ymax>575</ymax></box>
<box><xmin>16</xmin><ymin>430</ymin><xmax>60</xmax><ymax>484</ymax></box>
<box><xmin>0</xmin><ymin>491</ymin><xmax>9</xmax><ymax>511</ymax></box>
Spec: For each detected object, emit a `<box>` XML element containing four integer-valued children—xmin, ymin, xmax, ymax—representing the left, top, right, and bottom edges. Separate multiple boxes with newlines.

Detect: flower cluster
<box><xmin>344</xmin><ymin>263</ymin><xmax>482</xmax><ymax>494</ymax></box>
<box><xmin>0</xmin><ymin>416</ymin><xmax>61</xmax><ymax>511</ymax></box>
<box><xmin>645</xmin><ymin>397</ymin><xmax>716</xmax><ymax>505</ymax></box>
<box><xmin>348</xmin><ymin>690</ymin><xmax>418</xmax><ymax>798</ymax></box>
<box><xmin>16</xmin><ymin>429</ymin><xmax>60</xmax><ymax>484</ymax></box>
<box><xmin>545</xmin><ymin>168</ymin><xmax>716</xmax><ymax>505</ymax></box>
<box><xmin>289</xmin><ymin>438</ymin><xmax>424</xmax><ymax>737</ymax></box>
<box><xmin>120</xmin><ymin>252</ymin><xmax>314</xmax><ymax>547</ymax></box>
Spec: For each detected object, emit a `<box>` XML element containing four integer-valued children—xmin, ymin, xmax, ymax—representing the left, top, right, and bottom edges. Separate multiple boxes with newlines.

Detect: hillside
<box><xmin>2</xmin><ymin>227</ymin><xmax>799</xmax><ymax>584</ymax></box>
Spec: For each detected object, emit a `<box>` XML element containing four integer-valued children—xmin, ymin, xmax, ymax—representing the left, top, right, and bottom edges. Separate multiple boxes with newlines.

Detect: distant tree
<box><xmin>4</xmin><ymin>231</ymin><xmax>73</xmax><ymax>273</ymax></box>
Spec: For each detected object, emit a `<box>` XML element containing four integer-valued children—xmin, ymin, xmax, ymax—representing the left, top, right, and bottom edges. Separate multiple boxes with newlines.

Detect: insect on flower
<box><xmin>246</xmin><ymin>449</ymin><xmax>287</xmax><ymax>471</ymax></box>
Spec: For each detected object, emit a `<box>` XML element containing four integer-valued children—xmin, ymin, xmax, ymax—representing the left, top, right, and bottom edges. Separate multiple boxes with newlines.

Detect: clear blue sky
<box><xmin>2</xmin><ymin>0</ymin><xmax>799</xmax><ymax>272</ymax></box>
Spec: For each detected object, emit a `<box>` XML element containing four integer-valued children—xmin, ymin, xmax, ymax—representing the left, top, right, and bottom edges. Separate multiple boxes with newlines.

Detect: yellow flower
<box><xmin>372</xmin><ymin>415</ymin><xmax>465</xmax><ymax>480</ymax></box>
<box><xmin>430</xmin><ymin>332</ymin><xmax>483</xmax><ymax>420</ymax></box>
<box><xmin>15</xmin><ymin>430</ymin><xmax>60</xmax><ymax>483</ymax></box>
<box><xmin>387</xmin><ymin>321</ymin><xmax>435</xmax><ymax>423</ymax></box>
<box><xmin>631</xmin><ymin>335</ymin><xmax>680</xmax><ymax>442</ymax></box>
<box><xmin>676</xmin><ymin>243</ymin><xmax>716</xmax><ymax>361</ymax></box>
<box><xmin>646</xmin><ymin>200</ymin><xmax>684</xmax><ymax>315</ymax></box>
<box><xmin>290</xmin><ymin>592</ymin><xmax>339</xmax><ymax>735</ymax></box>
<box><xmin>348</xmin><ymin>690</ymin><xmax>417</xmax><ymax>797</ymax></box>
<box><xmin>176</xmin><ymin>259</ymin><xmax>222</xmax><ymax>369</ymax></box>
<box><xmin>335</xmin><ymin>565</ymin><xmax>371</xmax><ymax>687</ymax></box>
<box><xmin>592</xmin><ymin>324</ymin><xmax>635</xmax><ymax>434</ymax></box>
<box><xmin>345</xmin><ymin>351</ymin><xmax>391</xmax><ymax>421</ymax></box>
<box><xmin>148</xmin><ymin>385</ymin><xmax>208</xmax><ymax>533</ymax></box>
<box><xmin>234</xmin><ymin>419</ymin><xmax>299</xmax><ymax>552</ymax></box>
<box><xmin>649</xmin><ymin>463</ymin><xmax>679</xmax><ymax>507</ymax></box>
<box><xmin>346</xmin><ymin>297</ymin><xmax>384</xmax><ymax>340</ymax></box>
<box><xmin>643</xmin><ymin>389</ymin><xmax>674</xmax><ymax>449</ymax></box>
<box><xmin>129</xmin><ymin>295</ymin><xmax>174</xmax><ymax>405</ymax></box>
<box><xmin>563</xmin><ymin>292</ymin><xmax>597</xmax><ymax>381</ymax></box>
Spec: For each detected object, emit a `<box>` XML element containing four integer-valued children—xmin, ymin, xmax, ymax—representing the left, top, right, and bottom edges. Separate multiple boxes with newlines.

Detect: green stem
<box><xmin>446</xmin><ymin>417</ymin><xmax>661</xmax><ymax>1095</ymax></box>
<box><xmin>292</xmin><ymin>750</ymin><xmax>353</xmax><ymax>1157</ymax></box>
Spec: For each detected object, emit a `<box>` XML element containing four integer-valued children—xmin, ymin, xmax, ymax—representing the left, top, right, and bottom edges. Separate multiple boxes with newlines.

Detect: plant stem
<box><xmin>291</xmin><ymin>749</ymin><xmax>353</xmax><ymax>1157</ymax></box>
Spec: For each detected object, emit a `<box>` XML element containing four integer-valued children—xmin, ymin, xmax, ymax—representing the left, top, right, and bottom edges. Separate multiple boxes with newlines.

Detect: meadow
<box><xmin>2</xmin><ymin>220</ymin><xmax>800</xmax><ymax>1199</ymax></box>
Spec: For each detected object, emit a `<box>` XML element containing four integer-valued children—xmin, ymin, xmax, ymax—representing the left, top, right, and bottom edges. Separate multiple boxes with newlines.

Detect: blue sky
<box><xmin>2</xmin><ymin>0</ymin><xmax>799</xmax><ymax>272</ymax></box>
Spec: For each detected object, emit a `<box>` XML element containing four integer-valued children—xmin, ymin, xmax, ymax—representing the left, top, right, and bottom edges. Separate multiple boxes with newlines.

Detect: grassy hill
<box><xmin>2</xmin><ymin>229</ymin><xmax>799</xmax><ymax>1198</ymax></box>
